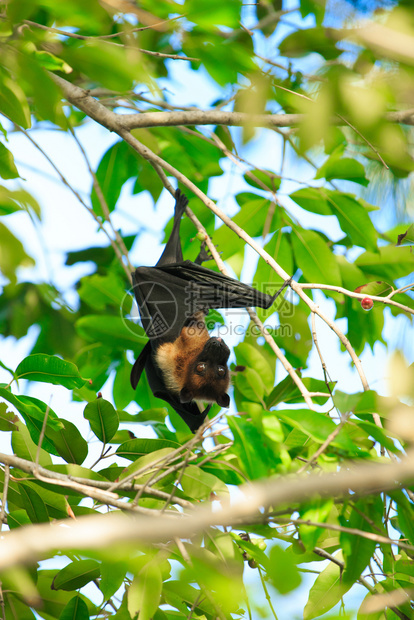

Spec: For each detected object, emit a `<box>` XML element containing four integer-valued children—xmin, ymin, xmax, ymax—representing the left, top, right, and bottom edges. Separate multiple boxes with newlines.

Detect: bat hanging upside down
<box><xmin>130</xmin><ymin>190</ymin><xmax>286</xmax><ymax>432</ymax></box>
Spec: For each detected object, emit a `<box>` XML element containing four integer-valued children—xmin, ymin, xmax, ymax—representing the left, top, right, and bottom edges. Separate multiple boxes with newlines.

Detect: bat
<box><xmin>130</xmin><ymin>190</ymin><xmax>285</xmax><ymax>432</ymax></box>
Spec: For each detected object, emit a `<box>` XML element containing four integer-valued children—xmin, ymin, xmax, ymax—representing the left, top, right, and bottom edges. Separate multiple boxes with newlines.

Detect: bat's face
<box><xmin>179</xmin><ymin>337</ymin><xmax>231</xmax><ymax>408</ymax></box>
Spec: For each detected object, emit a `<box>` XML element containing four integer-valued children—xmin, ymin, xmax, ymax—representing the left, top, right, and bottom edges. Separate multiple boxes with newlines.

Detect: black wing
<box><xmin>130</xmin><ymin>341</ymin><xmax>152</xmax><ymax>390</ymax></box>
<box><xmin>132</xmin><ymin>260</ymin><xmax>276</xmax><ymax>346</ymax></box>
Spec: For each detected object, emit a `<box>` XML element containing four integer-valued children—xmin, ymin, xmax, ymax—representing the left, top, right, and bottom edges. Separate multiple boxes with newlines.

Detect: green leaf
<box><xmin>326</xmin><ymin>192</ymin><xmax>377</xmax><ymax>252</ymax></box>
<box><xmin>0</xmin><ymin>185</ymin><xmax>41</xmax><ymax>217</ymax></box>
<box><xmin>0</xmin><ymin>402</ymin><xmax>18</xmax><ymax>431</ymax></box>
<box><xmin>128</xmin><ymin>562</ymin><xmax>162</xmax><ymax>620</ymax></box>
<box><xmin>37</xmin><ymin>571</ymin><xmax>98</xmax><ymax>618</ymax></box>
<box><xmin>83</xmin><ymin>398</ymin><xmax>119</xmax><ymax>443</ymax></box>
<box><xmin>276</xmin><ymin>409</ymin><xmax>356</xmax><ymax>452</ymax></box>
<box><xmin>118</xmin><ymin>448</ymin><xmax>176</xmax><ymax>484</ymax></box>
<box><xmin>113</xmin><ymin>354</ymin><xmax>136</xmax><ymax>410</ymax></box>
<box><xmin>118</xmin><ymin>407</ymin><xmax>167</xmax><ymax>425</ymax></box>
<box><xmin>289</xmin><ymin>187</ymin><xmax>331</xmax><ymax>216</ymax></box>
<box><xmin>234</xmin><ymin>367</ymin><xmax>266</xmax><ymax>403</ymax></box>
<box><xmin>254</xmin><ymin>232</ymin><xmax>294</xmax><ymax>308</ymax></box>
<box><xmin>201</xmin><ymin>460</ymin><xmax>244</xmax><ymax>486</ymax></box>
<box><xmin>0</xmin><ymin>71</ymin><xmax>31</xmax><ymax>128</ymax></box>
<box><xmin>266</xmin><ymin>375</ymin><xmax>332</xmax><ymax>408</ymax></box>
<box><xmin>59</xmin><ymin>595</ymin><xmax>90</xmax><ymax>620</ymax></box>
<box><xmin>100</xmin><ymin>561</ymin><xmax>127</xmax><ymax>601</ymax></box>
<box><xmin>63</xmin><ymin>40</ymin><xmax>148</xmax><ymax>92</ymax></box>
<box><xmin>24</xmin><ymin>480</ymin><xmax>68</xmax><ymax>519</ymax></box>
<box><xmin>0</xmin><ymin>387</ymin><xmax>59</xmax><ymax>424</ymax></box>
<box><xmin>0</xmin><ymin>222</ymin><xmax>34</xmax><ymax>283</ymax></box>
<box><xmin>356</xmin><ymin>245</ymin><xmax>414</xmax><ymax>280</ymax></box>
<box><xmin>181</xmin><ymin>465</ymin><xmax>228</xmax><ymax>500</ymax></box>
<box><xmin>91</xmin><ymin>139</ymin><xmax>143</xmax><ymax>213</ymax></box>
<box><xmin>244</xmin><ymin>169</ymin><xmax>281</xmax><ymax>192</ymax></box>
<box><xmin>291</xmin><ymin>228</ymin><xmax>341</xmax><ymax>285</ymax></box>
<box><xmin>116</xmin><ymin>438</ymin><xmax>180</xmax><ymax>460</ymax></box>
<box><xmin>261</xmin><ymin>413</ymin><xmax>284</xmax><ymax>444</ymax></box>
<box><xmin>4</xmin><ymin>391</ymin><xmax>65</xmax><ymax>456</ymax></box>
<box><xmin>76</xmin><ymin>315</ymin><xmax>145</xmax><ymax>351</ymax></box>
<box><xmin>227</xmin><ymin>415</ymin><xmax>269</xmax><ymax>479</ymax></box>
<box><xmin>304</xmin><ymin>552</ymin><xmax>350</xmax><ymax>619</ymax></box>
<box><xmin>7</xmin><ymin>509</ymin><xmax>31</xmax><ymax>530</ymax></box>
<box><xmin>33</xmin><ymin>50</ymin><xmax>72</xmax><ymax>73</ymax></box>
<box><xmin>78</xmin><ymin>273</ymin><xmax>127</xmax><ymax>310</ymax></box>
<box><xmin>394</xmin><ymin>491</ymin><xmax>414</xmax><ymax>545</ymax></box>
<box><xmin>15</xmin><ymin>51</ymin><xmax>67</xmax><ymax>128</ymax></box>
<box><xmin>396</xmin><ymin>223</ymin><xmax>414</xmax><ymax>247</ymax></box>
<box><xmin>187</xmin><ymin>31</ymin><xmax>254</xmax><ymax>87</ymax></box>
<box><xmin>4</xmin><ymin>593</ymin><xmax>36</xmax><ymax>620</ymax></box>
<box><xmin>19</xmin><ymin>484</ymin><xmax>50</xmax><ymax>524</ymax></box>
<box><xmin>187</xmin><ymin>0</ymin><xmax>240</xmax><ymax>28</ymax></box>
<box><xmin>53</xmin><ymin>560</ymin><xmax>100</xmax><ymax>592</ymax></box>
<box><xmin>48</xmin><ymin>420</ymin><xmax>89</xmax><ymax>465</ymax></box>
<box><xmin>290</xmin><ymin>188</ymin><xmax>377</xmax><ymax>252</ymax></box>
<box><xmin>234</xmin><ymin>342</ymin><xmax>274</xmax><ymax>393</ymax></box>
<box><xmin>11</xmin><ymin>423</ymin><xmax>53</xmax><ymax>467</ymax></box>
<box><xmin>354</xmin><ymin>280</ymin><xmax>393</xmax><ymax>297</ymax></box>
<box><xmin>0</xmin><ymin>142</ymin><xmax>19</xmax><ymax>179</ymax></box>
<box><xmin>341</xmin><ymin>499</ymin><xmax>379</xmax><ymax>585</ymax></box>
<box><xmin>266</xmin><ymin>545</ymin><xmax>301</xmax><ymax>594</ymax></box>
<box><xmin>299</xmin><ymin>498</ymin><xmax>334</xmax><ymax>550</ymax></box>
<box><xmin>15</xmin><ymin>354</ymin><xmax>86</xmax><ymax>389</ymax></box>
<box><xmin>357</xmin><ymin>420</ymin><xmax>401</xmax><ymax>454</ymax></box>
<box><xmin>279</xmin><ymin>27</ymin><xmax>341</xmax><ymax>60</ymax></box>
<box><xmin>213</xmin><ymin>196</ymin><xmax>270</xmax><ymax>259</ymax></box>
<box><xmin>316</xmin><ymin>153</ymin><xmax>369</xmax><ymax>186</ymax></box>
<box><xmin>163</xmin><ymin>581</ymin><xmax>213</xmax><ymax>617</ymax></box>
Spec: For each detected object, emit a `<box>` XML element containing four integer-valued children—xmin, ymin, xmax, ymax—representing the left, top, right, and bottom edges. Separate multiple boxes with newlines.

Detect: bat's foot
<box><xmin>174</xmin><ymin>189</ymin><xmax>189</xmax><ymax>217</ymax></box>
<box><xmin>195</xmin><ymin>241</ymin><xmax>213</xmax><ymax>264</ymax></box>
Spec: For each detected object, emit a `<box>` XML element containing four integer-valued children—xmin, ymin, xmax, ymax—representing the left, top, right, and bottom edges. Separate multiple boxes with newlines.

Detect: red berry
<box><xmin>361</xmin><ymin>297</ymin><xmax>373</xmax><ymax>310</ymax></box>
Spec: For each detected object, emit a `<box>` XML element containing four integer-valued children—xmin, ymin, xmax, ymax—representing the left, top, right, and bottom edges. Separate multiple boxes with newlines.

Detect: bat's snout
<box><xmin>203</xmin><ymin>337</ymin><xmax>230</xmax><ymax>362</ymax></box>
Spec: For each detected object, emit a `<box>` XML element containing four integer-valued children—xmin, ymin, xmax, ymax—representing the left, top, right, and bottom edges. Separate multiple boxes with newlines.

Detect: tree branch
<box><xmin>1</xmin><ymin>453</ymin><xmax>414</xmax><ymax>571</ymax></box>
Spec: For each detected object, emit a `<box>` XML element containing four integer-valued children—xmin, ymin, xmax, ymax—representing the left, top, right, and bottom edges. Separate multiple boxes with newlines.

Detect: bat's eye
<box><xmin>217</xmin><ymin>366</ymin><xmax>226</xmax><ymax>377</ymax></box>
<box><xmin>196</xmin><ymin>363</ymin><xmax>206</xmax><ymax>374</ymax></box>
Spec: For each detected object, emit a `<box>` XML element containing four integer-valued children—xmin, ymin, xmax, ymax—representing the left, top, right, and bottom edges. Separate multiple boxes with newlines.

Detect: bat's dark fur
<box><xmin>130</xmin><ymin>190</ymin><xmax>279</xmax><ymax>432</ymax></box>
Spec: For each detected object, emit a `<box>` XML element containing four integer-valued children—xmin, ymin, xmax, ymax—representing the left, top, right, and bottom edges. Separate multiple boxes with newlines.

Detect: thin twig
<box><xmin>35</xmin><ymin>400</ymin><xmax>50</xmax><ymax>468</ymax></box>
<box><xmin>16</xmin><ymin>126</ymin><xmax>132</xmax><ymax>282</ymax></box>
<box><xmin>0</xmin><ymin>465</ymin><xmax>9</xmax><ymax>532</ymax></box>
<box><xmin>69</xmin><ymin>125</ymin><xmax>133</xmax><ymax>276</ymax></box>
<box><xmin>258</xmin><ymin>566</ymin><xmax>279</xmax><ymax>620</ymax></box>
<box><xmin>161</xmin><ymin>441</ymin><xmax>195</xmax><ymax>513</ymax></box>
<box><xmin>0</xmin><ymin>452</ymin><xmax>192</xmax><ymax>509</ymax></box>
<box><xmin>296</xmin><ymin>416</ymin><xmax>348</xmax><ymax>474</ymax></box>
<box><xmin>277</xmin><ymin>516</ymin><xmax>414</xmax><ymax>553</ymax></box>
<box><xmin>300</xmin><ymin>283</ymin><xmax>414</xmax><ymax>316</ymax></box>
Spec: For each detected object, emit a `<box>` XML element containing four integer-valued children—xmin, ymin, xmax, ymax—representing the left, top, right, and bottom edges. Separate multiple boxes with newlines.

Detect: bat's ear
<box><xmin>179</xmin><ymin>388</ymin><xmax>194</xmax><ymax>403</ymax></box>
<box><xmin>216</xmin><ymin>393</ymin><xmax>230</xmax><ymax>408</ymax></box>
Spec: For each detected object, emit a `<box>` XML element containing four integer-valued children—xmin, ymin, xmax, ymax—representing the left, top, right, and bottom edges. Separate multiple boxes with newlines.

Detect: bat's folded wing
<box><xmin>130</xmin><ymin>341</ymin><xmax>151</xmax><ymax>389</ymax></box>
<box><xmin>153</xmin><ymin>390</ymin><xmax>211</xmax><ymax>433</ymax></box>
<box><xmin>132</xmin><ymin>261</ymin><xmax>277</xmax><ymax>344</ymax></box>
<box><xmin>160</xmin><ymin>261</ymin><xmax>275</xmax><ymax>310</ymax></box>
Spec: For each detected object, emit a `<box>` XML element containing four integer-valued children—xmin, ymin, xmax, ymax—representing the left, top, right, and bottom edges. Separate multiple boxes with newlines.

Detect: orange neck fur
<box><xmin>155</xmin><ymin>314</ymin><xmax>209</xmax><ymax>394</ymax></box>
